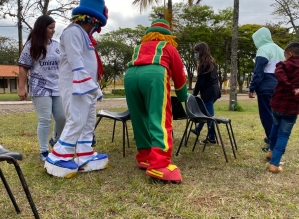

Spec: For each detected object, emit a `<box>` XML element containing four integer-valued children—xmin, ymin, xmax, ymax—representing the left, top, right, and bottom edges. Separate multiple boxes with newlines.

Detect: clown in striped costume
<box><xmin>44</xmin><ymin>0</ymin><xmax>108</xmax><ymax>178</ymax></box>
<box><xmin>124</xmin><ymin>19</ymin><xmax>188</xmax><ymax>183</ymax></box>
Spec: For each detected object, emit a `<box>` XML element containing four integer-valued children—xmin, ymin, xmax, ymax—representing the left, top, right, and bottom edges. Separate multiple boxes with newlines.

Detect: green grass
<box><xmin>0</xmin><ymin>93</ymin><xmax>24</xmax><ymax>101</ymax></box>
<box><xmin>1</xmin><ymin>99</ymin><xmax>299</xmax><ymax>218</ymax></box>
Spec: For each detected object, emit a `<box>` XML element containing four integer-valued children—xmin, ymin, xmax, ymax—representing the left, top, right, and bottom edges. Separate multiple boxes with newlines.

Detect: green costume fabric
<box><xmin>124</xmin><ymin>40</ymin><xmax>187</xmax><ymax>170</ymax></box>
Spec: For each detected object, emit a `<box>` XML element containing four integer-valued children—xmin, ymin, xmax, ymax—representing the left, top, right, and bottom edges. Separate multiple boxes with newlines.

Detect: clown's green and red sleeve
<box><xmin>127</xmin><ymin>41</ymin><xmax>188</xmax><ymax>102</ymax></box>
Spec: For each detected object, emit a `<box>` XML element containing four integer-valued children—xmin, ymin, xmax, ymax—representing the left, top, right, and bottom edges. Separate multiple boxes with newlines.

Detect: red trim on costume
<box><xmin>73</xmin><ymin>77</ymin><xmax>92</xmax><ymax>83</ymax></box>
<box><xmin>89</xmin><ymin>34</ymin><xmax>104</xmax><ymax>81</ymax></box>
<box><xmin>152</xmin><ymin>22</ymin><xmax>170</xmax><ymax>30</ymax></box>
<box><xmin>52</xmin><ymin>149</ymin><xmax>74</xmax><ymax>158</ymax></box>
<box><xmin>76</xmin><ymin>151</ymin><xmax>95</xmax><ymax>157</ymax></box>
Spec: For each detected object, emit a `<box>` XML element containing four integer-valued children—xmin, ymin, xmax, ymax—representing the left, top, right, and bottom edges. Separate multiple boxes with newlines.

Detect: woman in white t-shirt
<box><xmin>18</xmin><ymin>15</ymin><xmax>66</xmax><ymax>161</ymax></box>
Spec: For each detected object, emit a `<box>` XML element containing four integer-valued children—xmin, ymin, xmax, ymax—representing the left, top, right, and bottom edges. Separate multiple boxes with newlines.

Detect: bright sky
<box><xmin>0</xmin><ymin>0</ymin><xmax>277</xmax><ymax>42</ymax></box>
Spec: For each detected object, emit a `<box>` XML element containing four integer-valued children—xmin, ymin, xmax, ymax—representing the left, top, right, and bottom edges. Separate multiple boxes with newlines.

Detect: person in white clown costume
<box><xmin>44</xmin><ymin>0</ymin><xmax>108</xmax><ymax>178</ymax></box>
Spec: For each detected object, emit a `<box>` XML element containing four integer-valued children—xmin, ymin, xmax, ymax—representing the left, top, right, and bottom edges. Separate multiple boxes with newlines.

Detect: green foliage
<box><xmin>233</xmin><ymin>101</ymin><xmax>244</xmax><ymax>111</ymax></box>
<box><xmin>0</xmin><ymin>36</ymin><xmax>18</xmax><ymax>65</ymax></box>
<box><xmin>111</xmin><ymin>89</ymin><xmax>126</xmax><ymax>96</ymax></box>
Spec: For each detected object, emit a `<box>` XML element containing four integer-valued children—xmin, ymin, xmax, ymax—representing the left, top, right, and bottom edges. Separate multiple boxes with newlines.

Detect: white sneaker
<box><xmin>44</xmin><ymin>157</ymin><xmax>78</xmax><ymax>178</ymax></box>
<box><xmin>75</xmin><ymin>153</ymin><xmax>108</xmax><ymax>172</ymax></box>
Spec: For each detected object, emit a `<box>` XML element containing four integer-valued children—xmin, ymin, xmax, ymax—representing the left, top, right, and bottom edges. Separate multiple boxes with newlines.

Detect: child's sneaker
<box><xmin>75</xmin><ymin>153</ymin><xmax>108</xmax><ymax>172</ymax></box>
<box><xmin>44</xmin><ymin>157</ymin><xmax>78</xmax><ymax>178</ymax></box>
<box><xmin>200</xmin><ymin>138</ymin><xmax>217</xmax><ymax>144</ymax></box>
<box><xmin>269</xmin><ymin>164</ymin><xmax>283</xmax><ymax>173</ymax></box>
<box><xmin>40</xmin><ymin>151</ymin><xmax>49</xmax><ymax>162</ymax></box>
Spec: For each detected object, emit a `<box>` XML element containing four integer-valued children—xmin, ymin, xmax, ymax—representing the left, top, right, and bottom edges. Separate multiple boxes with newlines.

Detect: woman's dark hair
<box><xmin>285</xmin><ymin>42</ymin><xmax>299</xmax><ymax>56</ymax></box>
<box><xmin>194</xmin><ymin>42</ymin><xmax>215</xmax><ymax>73</ymax></box>
<box><xmin>26</xmin><ymin>15</ymin><xmax>55</xmax><ymax>60</ymax></box>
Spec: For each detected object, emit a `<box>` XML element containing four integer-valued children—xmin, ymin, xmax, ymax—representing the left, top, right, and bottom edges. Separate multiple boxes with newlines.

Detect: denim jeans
<box><xmin>31</xmin><ymin>96</ymin><xmax>66</xmax><ymax>153</ymax></box>
<box><xmin>269</xmin><ymin>111</ymin><xmax>297</xmax><ymax>166</ymax></box>
<box><xmin>196</xmin><ymin>99</ymin><xmax>216</xmax><ymax>140</ymax></box>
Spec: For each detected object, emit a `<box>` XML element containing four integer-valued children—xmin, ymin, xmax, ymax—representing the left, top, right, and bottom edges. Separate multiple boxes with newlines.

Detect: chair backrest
<box><xmin>195</xmin><ymin>96</ymin><xmax>212</xmax><ymax>117</ymax></box>
<box><xmin>171</xmin><ymin>96</ymin><xmax>187</xmax><ymax>120</ymax></box>
<box><xmin>186</xmin><ymin>95</ymin><xmax>209</xmax><ymax>120</ymax></box>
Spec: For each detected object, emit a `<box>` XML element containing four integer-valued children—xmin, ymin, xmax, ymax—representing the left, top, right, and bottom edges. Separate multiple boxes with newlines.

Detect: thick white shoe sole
<box><xmin>44</xmin><ymin>161</ymin><xmax>78</xmax><ymax>178</ymax></box>
<box><xmin>79</xmin><ymin>157</ymin><xmax>109</xmax><ymax>172</ymax></box>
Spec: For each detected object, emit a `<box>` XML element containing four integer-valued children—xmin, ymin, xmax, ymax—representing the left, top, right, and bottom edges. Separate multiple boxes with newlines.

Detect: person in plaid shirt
<box><xmin>266</xmin><ymin>42</ymin><xmax>299</xmax><ymax>173</ymax></box>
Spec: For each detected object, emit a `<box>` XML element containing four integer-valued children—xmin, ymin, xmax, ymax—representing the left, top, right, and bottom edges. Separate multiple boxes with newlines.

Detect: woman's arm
<box><xmin>18</xmin><ymin>66</ymin><xmax>29</xmax><ymax>100</ymax></box>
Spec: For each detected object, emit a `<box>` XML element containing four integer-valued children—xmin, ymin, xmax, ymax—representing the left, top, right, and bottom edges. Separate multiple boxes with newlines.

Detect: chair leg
<box><xmin>12</xmin><ymin>159</ymin><xmax>40</xmax><ymax>219</ymax></box>
<box><xmin>176</xmin><ymin>120</ymin><xmax>191</xmax><ymax>156</ymax></box>
<box><xmin>0</xmin><ymin>157</ymin><xmax>40</xmax><ymax>218</ymax></box>
<box><xmin>0</xmin><ymin>168</ymin><xmax>21</xmax><ymax>214</ymax></box>
<box><xmin>94</xmin><ymin>116</ymin><xmax>103</xmax><ymax>130</ymax></box>
<box><xmin>225</xmin><ymin>124</ymin><xmax>237</xmax><ymax>159</ymax></box>
<box><xmin>202</xmin><ymin>122</ymin><xmax>215</xmax><ymax>152</ymax></box>
<box><xmin>124</xmin><ymin>122</ymin><xmax>130</xmax><ymax>148</ymax></box>
<box><xmin>112</xmin><ymin>120</ymin><xmax>116</xmax><ymax>142</ymax></box>
<box><xmin>214</xmin><ymin>123</ymin><xmax>228</xmax><ymax>162</ymax></box>
<box><xmin>229</xmin><ymin>122</ymin><xmax>238</xmax><ymax>151</ymax></box>
<box><xmin>122</xmin><ymin>122</ymin><xmax>125</xmax><ymax>158</ymax></box>
<box><xmin>201</xmin><ymin>131</ymin><xmax>210</xmax><ymax>152</ymax></box>
<box><xmin>185</xmin><ymin>120</ymin><xmax>193</xmax><ymax>147</ymax></box>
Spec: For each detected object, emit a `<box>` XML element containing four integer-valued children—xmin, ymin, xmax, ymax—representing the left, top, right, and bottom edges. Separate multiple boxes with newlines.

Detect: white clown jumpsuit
<box><xmin>45</xmin><ymin>23</ymin><xmax>108</xmax><ymax>177</ymax></box>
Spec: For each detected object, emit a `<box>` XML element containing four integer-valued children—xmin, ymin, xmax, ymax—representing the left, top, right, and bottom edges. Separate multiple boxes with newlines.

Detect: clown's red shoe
<box><xmin>138</xmin><ymin>161</ymin><xmax>150</xmax><ymax>170</ymax></box>
<box><xmin>146</xmin><ymin>164</ymin><xmax>182</xmax><ymax>183</ymax></box>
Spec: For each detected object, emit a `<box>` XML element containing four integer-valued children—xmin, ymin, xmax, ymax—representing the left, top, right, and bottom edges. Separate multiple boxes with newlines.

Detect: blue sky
<box><xmin>0</xmin><ymin>0</ymin><xmax>276</xmax><ymax>42</ymax></box>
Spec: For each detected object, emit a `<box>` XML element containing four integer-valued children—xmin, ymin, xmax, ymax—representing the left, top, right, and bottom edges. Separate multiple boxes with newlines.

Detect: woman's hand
<box><xmin>18</xmin><ymin>88</ymin><xmax>28</xmax><ymax>101</ymax></box>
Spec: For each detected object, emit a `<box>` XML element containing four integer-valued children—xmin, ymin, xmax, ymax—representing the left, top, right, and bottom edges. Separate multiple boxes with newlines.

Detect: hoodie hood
<box><xmin>252</xmin><ymin>27</ymin><xmax>273</xmax><ymax>49</ymax></box>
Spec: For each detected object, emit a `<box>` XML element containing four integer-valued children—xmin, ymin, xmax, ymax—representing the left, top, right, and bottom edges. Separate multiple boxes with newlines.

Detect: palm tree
<box><xmin>132</xmin><ymin>0</ymin><xmax>160</xmax><ymax>13</ymax></box>
<box><xmin>132</xmin><ymin>0</ymin><xmax>202</xmax><ymax>28</ymax></box>
<box><xmin>188</xmin><ymin>0</ymin><xmax>202</xmax><ymax>5</ymax></box>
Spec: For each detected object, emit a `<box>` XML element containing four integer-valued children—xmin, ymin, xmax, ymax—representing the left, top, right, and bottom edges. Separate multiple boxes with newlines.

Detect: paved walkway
<box><xmin>0</xmin><ymin>94</ymin><xmax>249</xmax><ymax>105</ymax></box>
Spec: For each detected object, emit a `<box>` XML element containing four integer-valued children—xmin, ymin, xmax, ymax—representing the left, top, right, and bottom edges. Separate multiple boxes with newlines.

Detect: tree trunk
<box><xmin>167</xmin><ymin>0</ymin><xmax>172</xmax><ymax>28</ymax></box>
<box><xmin>17</xmin><ymin>0</ymin><xmax>22</xmax><ymax>56</ymax></box>
<box><xmin>229</xmin><ymin>0</ymin><xmax>239</xmax><ymax>111</ymax></box>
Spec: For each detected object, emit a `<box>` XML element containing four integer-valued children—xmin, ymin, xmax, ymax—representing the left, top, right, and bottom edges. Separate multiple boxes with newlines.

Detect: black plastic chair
<box><xmin>94</xmin><ymin>109</ymin><xmax>130</xmax><ymax>157</ymax></box>
<box><xmin>171</xmin><ymin>96</ymin><xmax>191</xmax><ymax>146</ymax></box>
<box><xmin>0</xmin><ymin>146</ymin><xmax>39</xmax><ymax>218</ymax></box>
<box><xmin>194</xmin><ymin>96</ymin><xmax>237</xmax><ymax>156</ymax></box>
<box><xmin>175</xmin><ymin>95</ymin><xmax>229</xmax><ymax>162</ymax></box>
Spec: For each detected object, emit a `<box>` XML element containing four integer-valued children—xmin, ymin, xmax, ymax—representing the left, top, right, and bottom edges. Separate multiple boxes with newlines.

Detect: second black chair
<box><xmin>94</xmin><ymin>109</ymin><xmax>130</xmax><ymax>157</ymax></box>
<box><xmin>194</xmin><ymin>96</ymin><xmax>237</xmax><ymax>156</ymax></box>
<box><xmin>175</xmin><ymin>95</ymin><xmax>229</xmax><ymax>162</ymax></box>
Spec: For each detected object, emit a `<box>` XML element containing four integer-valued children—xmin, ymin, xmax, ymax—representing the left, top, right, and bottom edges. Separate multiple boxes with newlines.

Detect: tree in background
<box><xmin>271</xmin><ymin>0</ymin><xmax>299</xmax><ymax>38</ymax></box>
<box><xmin>1</xmin><ymin>0</ymin><xmax>79</xmax><ymax>55</ymax></box>
<box><xmin>96</xmin><ymin>27</ymin><xmax>146</xmax><ymax>90</ymax></box>
<box><xmin>132</xmin><ymin>0</ymin><xmax>201</xmax><ymax>28</ymax></box>
<box><xmin>173</xmin><ymin>3</ymin><xmax>233</xmax><ymax>90</ymax></box>
<box><xmin>0</xmin><ymin>36</ymin><xmax>18</xmax><ymax>65</ymax></box>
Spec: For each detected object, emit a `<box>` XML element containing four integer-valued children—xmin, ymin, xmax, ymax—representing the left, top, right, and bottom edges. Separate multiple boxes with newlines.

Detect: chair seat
<box><xmin>0</xmin><ymin>145</ymin><xmax>22</xmax><ymax>160</ymax></box>
<box><xmin>97</xmin><ymin>110</ymin><xmax>130</xmax><ymax>121</ymax></box>
<box><xmin>214</xmin><ymin>117</ymin><xmax>231</xmax><ymax>124</ymax></box>
<box><xmin>95</xmin><ymin>109</ymin><xmax>131</xmax><ymax>157</ymax></box>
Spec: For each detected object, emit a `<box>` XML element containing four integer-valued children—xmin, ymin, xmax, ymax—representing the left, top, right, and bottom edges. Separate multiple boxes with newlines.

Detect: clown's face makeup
<box><xmin>89</xmin><ymin>26</ymin><xmax>102</xmax><ymax>36</ymax></box>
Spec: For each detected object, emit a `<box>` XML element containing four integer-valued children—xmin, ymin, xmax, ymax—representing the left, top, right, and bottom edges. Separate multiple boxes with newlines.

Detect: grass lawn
<box><xmin>1</xmin><ymin>98</ymin><xmax>299</xmax><ymax>218</ymax></box>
